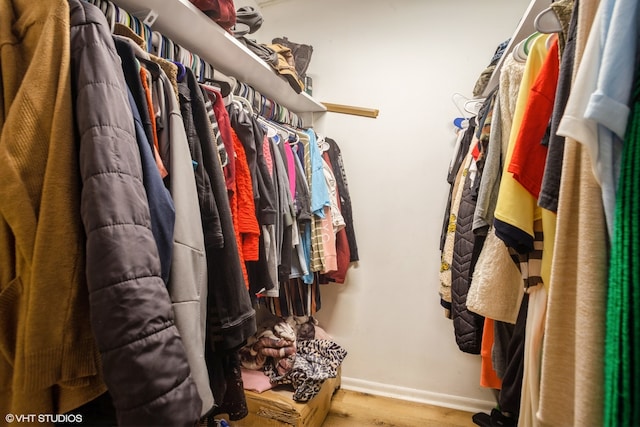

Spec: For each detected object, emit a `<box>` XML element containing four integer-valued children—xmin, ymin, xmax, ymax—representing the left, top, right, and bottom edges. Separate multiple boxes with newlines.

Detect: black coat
<box><xmin>451</xmin><ymin>156</ymin><xmax>484</xmax><ymax>355</ymax></box>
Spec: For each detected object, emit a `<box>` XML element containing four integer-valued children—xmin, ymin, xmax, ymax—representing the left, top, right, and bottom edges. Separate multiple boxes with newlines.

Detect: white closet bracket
<box><xmin>142</xmin><ymin>10</ymin><xmax>159</xmax><ymax>27</ymax></box>
<box><xmin>125</xmin><ymin>8</ymin><xmax>158</xmax><ymax>26</ymax></box>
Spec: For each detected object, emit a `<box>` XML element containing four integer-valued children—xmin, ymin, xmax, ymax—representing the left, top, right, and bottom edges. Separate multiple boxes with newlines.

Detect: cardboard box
<box><xmin>229</xmin><ymin>371</ymin><xmax>341</xmax><ymax>427</ymax></box>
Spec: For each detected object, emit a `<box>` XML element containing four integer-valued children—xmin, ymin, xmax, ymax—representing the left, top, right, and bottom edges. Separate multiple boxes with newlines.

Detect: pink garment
<box><xmin>204</xmin><ymin>87</ymin><xmax>236</xmax><ymax>192</ymax></box>
<box><xmin>241</xmin><ymin>368</ymin><xmax>274</xmax><ymax>393</ymax></box>
<box><xmin>263</xmin><ymin>135</ymin><xmax>274</xmax><ymax>176</ymax></box>
<box><xmin>322</xmin><ymin>152</ymin><xmax>351</xmax><ymax>284</ymax></box>
<box><xmin>284</xmin><ymin>141</ymin><xmax>296</xmax><ymax>199</ymax></box>
<box><xmin>320</xmin><ymin>206</ymin><xmax>337</xmax><ymax>273</ymax></box>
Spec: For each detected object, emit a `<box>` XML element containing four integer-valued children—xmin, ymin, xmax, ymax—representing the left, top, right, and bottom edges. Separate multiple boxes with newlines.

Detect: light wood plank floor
<box><xmin>323</xmin><ymin>389</ymin><xmax>477</xmax><ymax>427</ymax></box>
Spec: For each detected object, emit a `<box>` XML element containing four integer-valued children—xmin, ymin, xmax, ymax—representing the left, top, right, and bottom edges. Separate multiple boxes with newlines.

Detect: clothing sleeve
<box><xmin>326</xmin><ymin>138</ymin><xmax>360</xmax><ymax>262</ymax></box>
<box><xmin>507</xmin><ymin>40</ymin><xmax>559</xmax><ymax>199</ymax></box>
<box><xmin>584</xmin><ymin>0</ymin><xmax>638</xmax><ymax>139</ymax></box>
<box><xmin>556</xmin><ymin>13</ymin><xmax>602</xmax><ymax>173</ymax></box>
<box><xmin>474</xmin><ymin>97</ymin><xmax>503</xmax><ymax>232</ymax></box>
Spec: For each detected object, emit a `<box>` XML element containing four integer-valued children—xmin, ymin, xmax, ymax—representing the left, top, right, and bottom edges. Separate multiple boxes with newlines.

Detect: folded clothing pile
<box><xmin>189</xmin><ymin>0</ymin><xmax>237</xmax><ymax>31</ymax></box>
<box><xmin>239</xmin><ymin>321</ymin><xmax>297</xmax><ymax>371</ymax></box>
<box><xmin>265</xmin><ymin>339</ymin><xmax>347</xmax><ymax>402</ymax></box>
<box><xmin>239</xmin><ymin>315</ymin><xmax>347</xmax><ymax>402</ymax></box>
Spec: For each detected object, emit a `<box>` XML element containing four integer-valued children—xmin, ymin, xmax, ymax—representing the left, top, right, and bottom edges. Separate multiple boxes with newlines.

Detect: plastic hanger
<box><xmin>257</xmin><ymin>116</ymin><xmax>279</xmax><ymax>138</ymax></box>
<box><xmin>534</xmin><ymin>7</ymin><xmax>562</xmax><ymax>33</ymax></box>
<box><xmin>150</xmin><ymin>31</ymin><xmax>161</xmax><ymax>57</ymax></box>
<box><xmin>512</xmin><ymin>32</ymin><xmax>539</xmax><ymax>62</ymax></box>
<box><xmin>99</xmin><ymin>0</ymin><xmax>108</xmax><ymax>16</ymax></box>
<box><xmin>464</xmin><ymin>99</ymin><xmax>485</xmax><ymax>116</ymax></box>
<box><xmin>137</xmin><ymin>56</ymin><xmax>161</xmax><ymax>80</ymax></box>
<box><xmin>166</xmin><ymin>36</ymin><xmax>174</xmax><ymax>61</ymax></box>
<box><xmin>289</xmin><ymin>133</ymin><xmax>300</xmax><ymax>146</ymax></box>
<box><xmin>232</xmin><ymin>95</ymin><xmax>255</xmax><ymax>115</ymax></box>
<box><xmin>451</xmin><ymin>93</ymin><xmax>471</xmax><ymax>129</ymax></box>
<box><xmin>198</xmin><ymin>58</ymin><xmax>205</xmax><ymax>82</ymax></box>
<box><xmin>201</xmin><ymin>72</ymin><xmax>233</xmax><ymax>97</ymax></box>
<box><xmin>172</xmin><ymin>61</ymin><xmax>186</xmax><ymax>83</ymax></box>
<box><xmin>105</xmin><ymin>1</ymin><xmax>116</xmax><ymax>32</ymax></box>
<box><xmin>316</xmin><ymin>134</ymin><xmax>330</xmax><ymax>152</ymax></box>
<box><xmin>452</xmin><ymin>117</ymin><xmax>467</xmax><ymax>130</ymax></box>
<box><xmin>512</xmin><ymin>40</ymin><xmax>527</xmax><ymax>62</ymax></box>
<box><xmin>523</xmin><ymin>32</ymin><xmax>540</xmax><ymax>55</ymax></box>
<box><xmin>257</xmin><ymin>115</ymin><xmax>298</xmax><ymax>141</ymax></box>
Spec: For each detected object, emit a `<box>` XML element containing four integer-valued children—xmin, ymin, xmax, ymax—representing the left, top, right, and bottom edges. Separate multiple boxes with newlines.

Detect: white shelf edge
<box><xmin>111</xmin><ymin>0</ymin><xmax>326</xmax><ymax>114</ymax></box>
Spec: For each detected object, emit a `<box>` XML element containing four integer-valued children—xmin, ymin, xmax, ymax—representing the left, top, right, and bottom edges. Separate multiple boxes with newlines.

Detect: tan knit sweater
<box><xmin>0</xmin><ymin>0</ymin><xmax>105</xmax><ymax>418</ymax></box>
<box><xmin>538</xmin><ymin>1</ymin><xmax>606</xmax><ymax>426</ymax></box>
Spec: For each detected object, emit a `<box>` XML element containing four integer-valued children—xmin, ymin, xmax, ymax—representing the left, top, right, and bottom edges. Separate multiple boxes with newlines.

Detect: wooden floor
<box><xmin>322</xmin><ymin>389</ymin><xmax>477</xmax><ymax>427</ymax></box>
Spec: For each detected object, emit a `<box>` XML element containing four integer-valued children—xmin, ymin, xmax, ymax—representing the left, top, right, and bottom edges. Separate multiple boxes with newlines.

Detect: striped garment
<box><xmin>508</xmin><ymin>219</ymin><xmax>544</xmax><ymax>291</ymax></box>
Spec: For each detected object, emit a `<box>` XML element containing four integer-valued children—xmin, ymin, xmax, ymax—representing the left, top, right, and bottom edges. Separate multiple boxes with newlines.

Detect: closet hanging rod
<box><xmin>321</xmin><ymin>102</ymin><xmax>379</xmax><ymax>119</ymax></box>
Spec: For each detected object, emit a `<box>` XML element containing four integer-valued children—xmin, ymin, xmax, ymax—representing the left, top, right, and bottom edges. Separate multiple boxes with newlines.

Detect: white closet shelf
<box><xmin>111</xmin><ymin>0</ymin><xmax>326</xmax><ymax>114</ymax></box>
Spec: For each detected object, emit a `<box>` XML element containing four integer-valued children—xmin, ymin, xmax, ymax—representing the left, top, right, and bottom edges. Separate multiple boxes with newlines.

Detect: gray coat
<box><xmin>158</xmin><ymin>62</ymin><xmax>215</xmax><ymax>416</ymax></box>
<box><xmin>115</xmin><ymin>34</ymin><xmax>215</xmax><ymax>416</ymax></box>
<box><xmin>69</xmin><ymin>1</ymin><xmax>201</xmax><ymax>424</ymax></box>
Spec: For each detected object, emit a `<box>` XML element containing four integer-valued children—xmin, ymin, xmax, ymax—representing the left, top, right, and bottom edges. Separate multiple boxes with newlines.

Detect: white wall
<box><xmin>245</xmin><ymin>0</ymin><xmax>530</xmax><ymax>412</ymax></box>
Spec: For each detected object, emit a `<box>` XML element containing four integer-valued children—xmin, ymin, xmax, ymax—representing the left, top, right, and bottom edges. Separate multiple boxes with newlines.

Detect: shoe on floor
<box><xmin>472</xmin><ymin>411</ymin><xmax>492</xmax><ymax>427</ymax></box>
<box><xmin>490</xmin><ymin>408</ymin><xmax>517</xmax><ymax>427</ymax></box>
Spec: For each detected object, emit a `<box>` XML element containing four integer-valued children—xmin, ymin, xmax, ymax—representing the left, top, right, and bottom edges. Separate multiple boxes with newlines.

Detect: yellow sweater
<box><xmin>0</xmin><ymin>0</ymin><xmax>105</xmax><ymax>419</ymax></box>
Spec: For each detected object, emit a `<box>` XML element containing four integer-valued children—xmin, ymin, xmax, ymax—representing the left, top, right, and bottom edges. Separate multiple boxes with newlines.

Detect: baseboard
<box><xmin>339</xmin><ymin>376</ymin><xmax>495</xmax><ymax>414</ymax></box>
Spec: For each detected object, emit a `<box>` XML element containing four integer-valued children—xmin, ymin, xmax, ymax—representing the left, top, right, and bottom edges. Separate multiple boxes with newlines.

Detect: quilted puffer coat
<box><xmin>451</xmin><ymin>157</ymin><xmax>485</xmax><ymax>355</ymax></box>
<box><xmin>69</xmin><ymin>1</ymin><xmax>201</xmax><ymax>424</ymax></box>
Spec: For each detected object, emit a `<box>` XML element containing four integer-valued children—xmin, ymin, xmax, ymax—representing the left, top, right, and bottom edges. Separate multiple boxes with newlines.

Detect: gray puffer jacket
<box><xmin>69</xmin><ymin>1</ymin><xmax>201</xmax><ymax>424</ymax></box>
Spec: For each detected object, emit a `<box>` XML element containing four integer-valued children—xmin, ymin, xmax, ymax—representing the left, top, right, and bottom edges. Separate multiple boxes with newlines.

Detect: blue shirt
<box><xmin>306</xmin><ymin>129</ymin><xmax>331</xmax><ymax>217</ymax></box>
<box><xmin>584</xmin><ymin>0</ymin><xmax>639</xmax><ymax>238</ymax></box>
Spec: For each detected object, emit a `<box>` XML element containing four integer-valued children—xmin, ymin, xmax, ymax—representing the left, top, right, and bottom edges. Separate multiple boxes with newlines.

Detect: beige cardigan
<box><xmin>538</xmin><ymin>0</ymin><xmax>606</xmax><ymax>426</ymax></box>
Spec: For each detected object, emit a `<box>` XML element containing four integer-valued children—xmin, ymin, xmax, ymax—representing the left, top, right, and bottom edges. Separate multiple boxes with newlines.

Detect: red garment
<box><xmin>205</xmin><ymin>87</ymin><xmax>236</xmax><ymax>192</ymax></box>
<box><xmin>188</xmin><ymin>0</ymin><xmax>236</xmax><ymax>31</ymax></box>
<box><xmin>480</xmin><ymin>317</ymin><xmax>502</xmax><ymax>390</ymax></box>
<box><xmin>229</xmin><ymin>129</ymin><xmax>260</xmax><ymax>288</ymax></box>
<box><xmin>471</xmin><ymin>142</ymin><xmax>481</xmax><ymax>161</ymax></box>
<box><xmin>327</xmin><ymin>228</ymin><xmax>350</xmax><ymax>283</ymax></box>
<box><xmin>139</xmin><ymin>67</ymin><xmax>168</xmax><ymax>178</ymax></box>
<box><xmin>508</xmin><ymin>38</ymin><xmax>559</xmax><ymax>199</ymax></box>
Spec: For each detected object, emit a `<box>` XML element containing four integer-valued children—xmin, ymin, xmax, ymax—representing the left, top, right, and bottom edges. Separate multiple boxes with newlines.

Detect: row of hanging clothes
<box><xmin>0</xmin><ymin>0</ymin><xmax>358</xmax><ymax>426</ymax></box>
<box><xmin>439</xmin><ymin>0</ymin><xmax>638</xmax><ymax>426</ymax></box>
<box><xmin>234</xmin><ymin>81</ymin><xmax>305</xmax><ymax>128</ymax></box>
<box><xmin>87</xmin><ymin>0</ymin><xmax>304</xmax><ymax>127</ymax></box>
